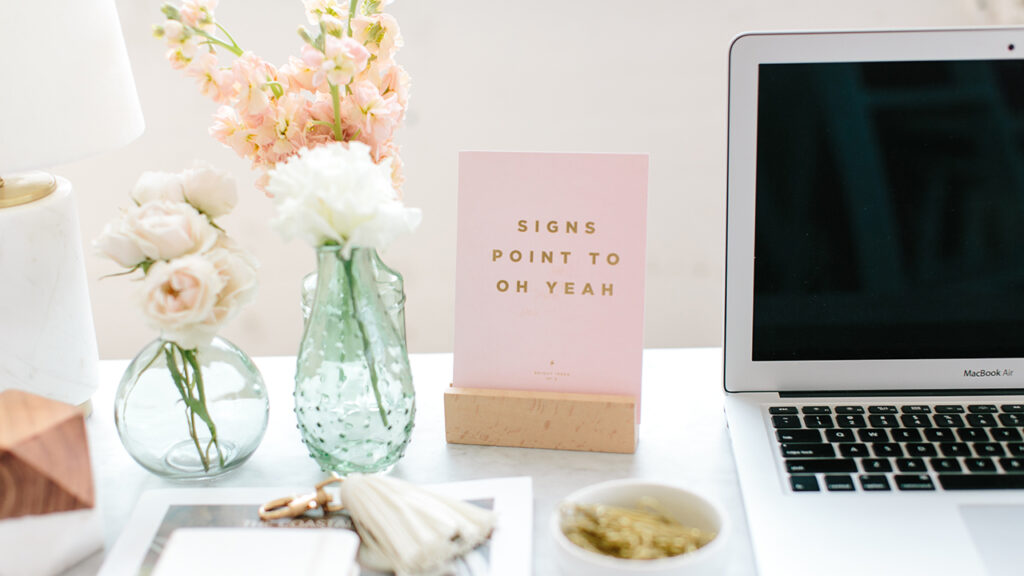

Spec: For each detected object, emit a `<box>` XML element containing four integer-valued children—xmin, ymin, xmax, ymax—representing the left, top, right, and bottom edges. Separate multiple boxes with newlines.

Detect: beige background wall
<box><xmin>59</xmin><ymin>0</ymin><xmax>1008</xmax><ymax>359</ymax></box>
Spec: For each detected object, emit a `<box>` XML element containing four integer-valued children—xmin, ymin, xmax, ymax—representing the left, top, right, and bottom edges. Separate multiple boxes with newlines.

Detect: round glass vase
<box><xmin>295</xmin><ymin>246</ymin><xmax>415</xmax><ymax>475</ymax></box>
<box><xmin>114</xmin><ymin>336</ymin><xmax>269</xmax><ymax>480</ymax></box>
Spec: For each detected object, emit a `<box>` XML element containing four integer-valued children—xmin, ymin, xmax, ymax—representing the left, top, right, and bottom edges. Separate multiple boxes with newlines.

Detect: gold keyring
<box><xmin>258</xmin><ymin>475</ymin><xmax>347</xmax><ymax>521</ymax></box>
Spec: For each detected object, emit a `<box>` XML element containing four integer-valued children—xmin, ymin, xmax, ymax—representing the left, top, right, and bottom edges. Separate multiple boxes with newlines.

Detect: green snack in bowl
<box><xmin>559</xmin><ymin>497</ymin><xmax>716</xmax><ymax>560</ymax></box>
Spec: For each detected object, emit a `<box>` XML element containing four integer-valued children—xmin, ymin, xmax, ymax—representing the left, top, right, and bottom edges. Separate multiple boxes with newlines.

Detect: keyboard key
<box><xmin>1001</xmin><ymin>404</ymin><xmax>1024</xmax><ymax>413</ymax></box>
<box><xmin>786</xmin><ymin>459</ymin><xmax>858</xmax><ymax>474</ymax></box>
<box><xmin>930</xmin><ymin>458</ymin><xmax>962</xmax><ymax>473</ymax></box>
<box><xmin>769</xmin><ymin>406</ymin><xmax>798</xmax><ymax>415</ymax></box>
<box><xmin>933</xmin><ymin>414</ymin><xmax>965</xmax><ymax>427</ymax></box>
<box><xmin>895</xmin><ymin>474</ymin><xmax>935</xmax><ymax>491</ymax></box>
<box><xmin>973</xmin><ymin>443</ymin><xmax>1005</xmax><ymax>457</ymax></box>
<box><xmin>935</xmin><ymin>405</ymin><xmax>966</xmax><ymax>414</ymax></box>
<box><xmin>861</xmin><ymin>458</ymin><xmax>893</xmax><ymax>473</ymax></box>
<box><xmin>802</xmin><ymin>406</ymin><xmax>832</xmax><ymax>415</ymax></box>
<box><xmin>891</xmin><ymin>428</ymin><xmax>922</xmax><ymax>443</ymax></box>
<box><xmin>837</xmin><ymin>415</ymin><xmax>867</xmax><ymax>428</ymax></box>
<box><xmin>901</xmin><ymin>405</ymin><xmax>932</xmax><ymax>414</ymax></box>
<box><xmin>772</xmin><ymin>415</ymin><xmax>802</xmax><ymax>429</ymax></box>
<box><xmin>790</xmin><ymin>475</ymin><xmax>820</xmax><ymax>492</ymax></box>
<box><xmin>999</xmin><ymin>413</ymin><xmax>1024</xmax><ymax>427</ymax></box>
<box><xmin>965</xmin><ymin>458</ymin><xmax>997</xmax><ymax>473</ymax></box>
<box><xmin>840</xmin><ymin>443</ymin><xmax>869</xmax><ymax>458</ymax></box>
<box><xmin>835</xmin><ymin>406</ymin><xmax>865</xmax><ymax>415</ymax></box>
<box><xmin>968</xmin><ymin>405</ymin><xmax>998</xmax><ymax>414</ymax></box>
<box><xmin>967</xmin><ymin>414</ymin><xmax>997</xmax><ymax>427</ymax></box>
<box><xmin>803</xmin><ymin>415</ymin><xmax>834</xmax><ymax>429</ymax></box>
<box><xmin>896</xmin><ymin>458</ymin><xmax>926</xmax><ymax>472</ymax></box>
<box><xmin>958</xmin><ymin>428</ymin><xmax>990</xmax><ymax>442</ymax></box>
<box><xmin>859</xmin><ymin>475</ymin><xmax>891</xmax><ymax>491</ymax></box>
<box><xmin>992</xmin><ymin>428</ymin><xmax>1023</xmax><ymax>442</ymax></box>
<box><xmin>1008</xmin><ymin>443</ymin><xmax>1024</xmax><ymax>456</ymax></box>
<box><xmin>940</xmin><ymin>442</ymin><xmax>971</xmax><ymax>457</ymax></box>
<box><xmin>869</xmin><ymin>406</ymin><xmax>898</xmax><ymax>414</ymax></box>
<box><xmin>868</xmin><ymin>414</ymin><xmax>900</xmax><ymax>428</ymax></box>
<box><xmin>777</xmin><ymin>429</ymin><xmax>822</xmax><ymax>443</ymax></box>
<box><xmin>901</xmin><ymin>414</ymin><xmax>931</xmax><ymax>428</ymax></box>
<box><xmin>925</xmin><ymin>428</ymin><xmax>956</xmax><ymax>442</ymax></box>
<box><xmin>1000</xmin><ymin>458</ymin><xmax>1024</xmax><ymax>473</ymax></box>
<box><xmin>825</xmin><ymin>429</ymin><xmax>856</xmax><ymax>443</ymax></box>
<box><xmin>782</xmin><ymin>443</ymin><xmax>836</xmax><ymax>458</ymax></box>
<box><xmin>939</xmin><ymin>475</ymin><xmax>1024</xmax><ymax>490</ymax></box>
<box><xmin>905</xmin><ymin>443</ymin><xmax>938</xmax><ymax>457</ymax></box>
<box><xmin>859</xmin><ymin>429</ymin><xmax>889</xmax><ymax>442</ymax></box>
<box><xmin>825</xmin><ymin>474</ymin><xmax>855</xmax><ymax>491</ymax></box>
<box><xmin>872</xmin><ymin>443</ymin><xmax>902</xmax><ymax>457</ymax></box>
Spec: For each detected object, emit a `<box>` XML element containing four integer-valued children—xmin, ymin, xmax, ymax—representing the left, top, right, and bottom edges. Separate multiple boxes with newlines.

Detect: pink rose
<box><xmin>94</xmin><ymin>217</ymin><xmax>147</xmax><ymax>268</ymax></box>
<box><xmin>140</xmin><ymin>255</ymin><xmax>225</xmax><ymax>349</ymax></box>
<box><xmin>181</xmin><ymin>163</ymin><xmax>238</xmax><ymax>218</ymax></box>
<box><xmin>131</xmin><ymin>171</ymin><xmax>186</xmax><ymax>205</ymax></box>
<box><xmin>125</xmin><ymin>201</ymin><xmax>219</xmax><ymax>261</ymax></box>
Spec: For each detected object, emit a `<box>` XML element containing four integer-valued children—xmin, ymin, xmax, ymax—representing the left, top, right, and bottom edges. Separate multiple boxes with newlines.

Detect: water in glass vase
<box><xmin>295</xmin><ymin>246</ymin><xmax>415</xmax><ymax>474</ymax></box>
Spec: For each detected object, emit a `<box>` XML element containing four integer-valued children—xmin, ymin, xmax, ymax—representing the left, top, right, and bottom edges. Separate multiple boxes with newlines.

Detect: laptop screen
<box><xmin>753</xmin><ymin>59</ymin><xmax>1024</xmax><ymax>362</ymax></box>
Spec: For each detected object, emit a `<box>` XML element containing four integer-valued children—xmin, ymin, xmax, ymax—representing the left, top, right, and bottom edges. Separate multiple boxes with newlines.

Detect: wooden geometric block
<box><xmin>0</xmin><ymin>389</ymin><xmax>93</xmax><ymax>520</ymax></box>
<box><xmin>444</xmin><ymin>385</ymin><xmax>638</xmax><ymax>454</ymax></box>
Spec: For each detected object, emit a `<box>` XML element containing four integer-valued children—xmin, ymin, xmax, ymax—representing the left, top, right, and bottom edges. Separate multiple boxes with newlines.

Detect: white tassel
<box><xmin>339</xmin><ymin>474</ymin><xmax>497</xmax><ymax>576</ymax></box>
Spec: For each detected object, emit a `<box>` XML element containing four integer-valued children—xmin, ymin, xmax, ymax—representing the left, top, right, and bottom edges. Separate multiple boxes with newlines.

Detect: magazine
<box><xmin>98</xmin><ymin>477</ymin><xmax>532</xmax><ymax>576</ymax></box>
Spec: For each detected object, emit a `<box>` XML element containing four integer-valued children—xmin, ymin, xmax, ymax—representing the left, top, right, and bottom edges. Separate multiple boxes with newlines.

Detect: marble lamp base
<box><xmin>0</xmin><ymin>175</ymin><xmax>99</xmax><ymax>407</ymax></box>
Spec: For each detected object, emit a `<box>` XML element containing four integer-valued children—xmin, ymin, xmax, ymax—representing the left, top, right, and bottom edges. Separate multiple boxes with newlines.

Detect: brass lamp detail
<box><xmin>0</xmin><ymin>172</ymin><xmax>58</xmax><ymax>209</ymax></box>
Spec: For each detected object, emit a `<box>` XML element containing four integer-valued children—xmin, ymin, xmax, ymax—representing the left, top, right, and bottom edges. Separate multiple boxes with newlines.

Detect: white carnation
<box><xmin>266</xmin><ymin>142</ymin><xmax>420</xmax><ymax>255</ymax></box>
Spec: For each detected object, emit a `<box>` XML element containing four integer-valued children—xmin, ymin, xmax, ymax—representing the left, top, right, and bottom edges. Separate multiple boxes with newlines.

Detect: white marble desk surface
<box><xmin>69</xmin><ymin>348</ymin><xmax>756</xmax><ymax>575</ymax></box>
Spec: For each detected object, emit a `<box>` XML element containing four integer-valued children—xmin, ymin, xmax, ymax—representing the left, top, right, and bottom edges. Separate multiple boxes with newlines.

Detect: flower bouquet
<box><xmin>156</xmin><ymin>0</ymin><xmax>420</xmax><ymax>474</ymax></box>
<box><xmin>95</xmin><ymin>165</ymin><xmax>269</xmax><ymax>479</ymax></box>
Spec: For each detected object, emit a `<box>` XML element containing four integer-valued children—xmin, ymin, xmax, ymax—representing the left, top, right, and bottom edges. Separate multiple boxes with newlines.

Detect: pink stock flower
<box><xmin>281</xmin><ymin>50</ymin><xmax>322</xmax><ymax>93</ymax></box>
<box><xmin>379</xmin><ymin>64</ymin><xmax>411</xmax><ymax>110</ymax></box>
<box><xmin>252</xmin><ymin>93</ymin><xmax>310</xmax><ymax>164</ymax></box>
<box><xmin>231</xmin><ymin>52</ymin><xmax>279</xmax><ymax>119</ymax></box>
<box><xmin>351</xmin><ymin>13</ymin><xmax>403</xmax><ymax>60</ymax></box>
<box><xmin>341</xmin><ymin>80</ymin><xmax>402</xmax><ymax>155</ymax></box>
<box><xmin>316</xmin><ymin>36</ymin><xmax>370</xmax><ymax>88</ymax></box>
<box><xmin>179</xmin><ymin>0</ymin><xmax>218</xmax><ymax>32</ymax></box>
<box><xmin>186</xmin><ymin>50</ymin><xmax>234</xmax><ymax>103</ymax></box>
<box><xmin>210</xmin><ymin>106</ymin><xmax>259</xmax><ymax>159</ymax></box>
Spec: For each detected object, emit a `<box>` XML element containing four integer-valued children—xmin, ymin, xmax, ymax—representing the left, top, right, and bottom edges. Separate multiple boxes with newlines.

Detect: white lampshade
<box><xmin>0</xmin><ymin>0</ymin><xmax>143</xmax><ymax>412</ymax></box>
<box><xmin>0</xmin><ymin>0</ymin><xmax>144</xmax><ymax>172</ymax></box>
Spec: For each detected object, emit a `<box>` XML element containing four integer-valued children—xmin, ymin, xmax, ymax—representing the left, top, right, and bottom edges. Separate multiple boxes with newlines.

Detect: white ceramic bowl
<box><xmin>551</xmin><ymin>480</ymin><xmax>728</xmax><ymax>576</ymax></box>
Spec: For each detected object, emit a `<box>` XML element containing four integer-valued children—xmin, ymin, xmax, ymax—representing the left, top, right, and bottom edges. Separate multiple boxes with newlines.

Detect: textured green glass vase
<box><xmin>294</xmin><ymin>246</ymin><xmax>415</xmax><ymax>474</ymax></box>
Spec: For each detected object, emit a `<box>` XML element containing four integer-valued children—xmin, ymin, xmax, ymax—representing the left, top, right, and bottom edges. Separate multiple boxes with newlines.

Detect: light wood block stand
<box><xmin>444</xmin><ymin>386</ymin><xmax>638</xmax><ymax>454</ymax></box>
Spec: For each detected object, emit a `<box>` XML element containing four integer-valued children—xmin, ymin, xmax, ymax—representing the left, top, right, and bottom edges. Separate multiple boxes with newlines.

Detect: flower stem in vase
<box><xmin>185</xmin><ymin>348</ymin><xmax>226</xmax><ymax>468</ymax></box>
<box><xmin>344</xmin><ymin>254</ymin><xmax>389</xmax><ymax>428</ymax></box>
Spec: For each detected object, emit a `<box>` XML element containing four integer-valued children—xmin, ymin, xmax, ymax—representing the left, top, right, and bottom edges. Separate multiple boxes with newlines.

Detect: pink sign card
<box><xmin>454</xmin><ymin>151</ymin><xmax>648</xmax><ymax>399</ymax></box>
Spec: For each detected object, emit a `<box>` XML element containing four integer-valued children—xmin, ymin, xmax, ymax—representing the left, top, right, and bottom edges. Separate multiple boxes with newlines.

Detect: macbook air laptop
<box><xmin>724</xmin><ymin>28</ymin><xmax>1024</xmax><ymax>576</ymax></box>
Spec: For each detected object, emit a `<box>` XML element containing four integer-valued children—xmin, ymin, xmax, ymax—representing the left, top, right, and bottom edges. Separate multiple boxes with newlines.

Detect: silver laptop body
<box><xmin>725</xmin><ymin>28</ymin><xmax>1024</xmax><ymax>576</ymax></box>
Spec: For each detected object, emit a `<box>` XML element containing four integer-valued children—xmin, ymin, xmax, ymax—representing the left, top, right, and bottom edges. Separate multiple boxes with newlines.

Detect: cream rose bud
<box><xmin>182</xmin><ymin>164</ymin><xmax>238</xmax><ymax>218</ymax></box>
<box><xmin>126</xmin><ymin>200</ymin><xmax>219</xmax><ymax>261</ymax></box>
<box><xmin>132</xmin><ymin>171</ymin><xmax>186</xmax><ymax>205</ymax></box>
<box><xmin>94</xmin><ymin>217</ymin><xmax>147</xmax><ymax>268</ymax></box>
<box><xmin>141</xmin><ymin>256</ymin><xmax>225</xmax><ymax>349</ymax></box>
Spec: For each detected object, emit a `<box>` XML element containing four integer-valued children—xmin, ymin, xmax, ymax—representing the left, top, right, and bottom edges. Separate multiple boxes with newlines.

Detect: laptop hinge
<box><xmin>778</xmin><ymin>388</ymin><xmax>1024</xmax><ymax>398</ymax></box>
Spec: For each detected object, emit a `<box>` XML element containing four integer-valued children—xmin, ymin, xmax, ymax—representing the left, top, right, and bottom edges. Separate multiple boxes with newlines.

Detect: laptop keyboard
<box><xmin>770</xmin><ymin>403</ymin><xmax>1024</xmax><ymax>492</ymax></box>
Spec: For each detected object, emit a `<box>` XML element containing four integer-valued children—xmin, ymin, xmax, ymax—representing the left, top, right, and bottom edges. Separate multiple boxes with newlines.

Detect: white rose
<box><xmin>131</xmin><ymin>171</ymin><xmax>186</xmax><ymax>205</ymax></box>
<box><xmin>181</xmin><ymin>164</ymin><xmax>238</xmax><ymax>218</ymax></box>
<box><xmin>206</xmin><ymin>246</ymin><xmax>259</xmax><ymax>325</ymax></box>
<box><xmin>94</xmin><ymin>216</ymin><xmax>147</xmax><ymax>268</ymax></box>
<box><xmin>140</xmin><ymin>256</ymin><xmax>225</xmax><ymax>349</ymax></box>
<box><xmin>266</xmin><ymin>142</ymin><xmax>420</xmax><ymax>256</ymax></box>
<box><xmin>125</xmin><ymin>200</ymin><xmax>219</xmax><ymax>261</ymax></box>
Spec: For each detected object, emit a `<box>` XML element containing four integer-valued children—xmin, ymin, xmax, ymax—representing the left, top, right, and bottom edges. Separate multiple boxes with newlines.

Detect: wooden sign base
<box><xmin>444</xmin><ymin>386</ymin><xmax>638</xmax><ymax>454</ymax></box>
